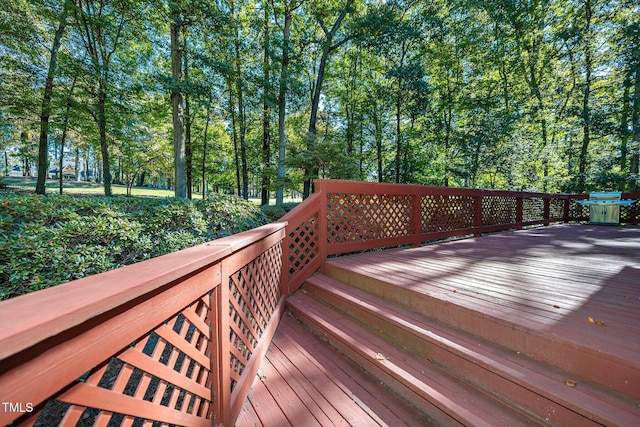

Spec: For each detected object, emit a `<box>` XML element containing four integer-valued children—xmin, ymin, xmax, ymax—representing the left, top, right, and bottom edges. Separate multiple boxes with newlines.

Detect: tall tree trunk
<box><xmin>230</xmin><ymin>0</ymin><xmax>248</xmax><ymax>199</ymax></box>
<box><xmin>229</xmin><ymin>86</ymin><xmax>241</xmax><ymax>196</ymax></box>
<box><xmin>442</xmin><ymin>77</ymin><xmax>454</xmax><ymax>187</ymax></box>
<box><xmin>235</xmin><ymin>49</ymin><xmax>248</xmax><ymax>200</ymax></box>
<box><xmin>630</xmin><ymin>58</ymin><xmax>640</xmax><ymax>192</ymax></box>
<box><xmin>395</xmin><ymin>79</ymin><xmax>402</xmax><ymax>183</ymax></box>
<box><xmin>202</xmin><ymin>103</ymin><xmax>211</xmax><ymax>199</ymax></box>
<box><xmin>171</xmin><ymin>6</ymin><xmax>186</xmax><ymax>198</ymax></box>
<box><xmin>577</xmin><ymin>0</ymin><xmax>592</xmax><ymax>193</ymax></box>
<box><xmin>58</xmin><ymin>78</ymin><xmax>75</xmax><ymax>194</ymax></box>
<box><xmin>58</xmin><ymin>134</ymin><xmax>65</xmax><ymax>194</ymax></box>
<box><xmin>374</xmin><ymin>102</ymin><xmax>383</xmax><ymax>182</ymax></box>
<box><xmin>36</xmin><ymin>3</ymin><xmax>68</xmax><ymax>195</ymax></box>
<box><xmin>97</xmin><ymin>83</ymin><xmax>112</xmax><ymax>196</ymax></box>
<box><xmin>74</xmin><ymin>147</ymin><xmax>79</xmax><ymax>181</ymax></box>
<box><xmin>184</xmin><ymin>33</ymin><xmax>192</xmax><ymax>199</ymax></box>
<box><xmin>304</xmin><ymin>0</ymin><xmax>354</xmax><ymax>198</ymax></box>
<box><xmin>529</xmin><ymin>58</ymin><xmax>549</xmax><ymax>191</ymax></box>
<box><xmin>185</xmin><ymin>91</ymin><xmax>192</xmax><ymax>199</ymax></box>
<box><xmin>261</xmin><ymin>3</ymin><xmax>271</xmax><ymax>206</ymax></box>
<box><xmin>620</xmin><ymin>70</ymin><xmax>631</xmax><ymax>187</ymax></box>
<box><xmin>275</xmin><ymin>3</ymin><xmax>297</xmax><ymax>205</ymax></box>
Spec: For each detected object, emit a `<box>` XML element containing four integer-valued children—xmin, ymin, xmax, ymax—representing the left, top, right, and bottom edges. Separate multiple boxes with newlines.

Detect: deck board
<box><xmin>236</xmin><ymin>315</ymin><xmax>431</xmax><ymax>426</ymax></box>
<box><xmin>237</xmin><ymin>224</ymin><xmax>640</xmax><ymax>425</ymax></box>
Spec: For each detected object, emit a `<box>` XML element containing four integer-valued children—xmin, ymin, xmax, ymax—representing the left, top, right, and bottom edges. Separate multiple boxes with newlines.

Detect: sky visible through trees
<box><xmin>1</xmin><ymin>0</ymin><xmax>639</xmax><ymax>201</ymax></box>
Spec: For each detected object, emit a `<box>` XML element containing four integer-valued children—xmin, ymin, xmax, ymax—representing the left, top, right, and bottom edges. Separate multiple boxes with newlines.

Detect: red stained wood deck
<box><xmin>235</xmin><ymin>314</ymin><xmax>429</xmax><ymax>427</ymax></box>
<box><xmin>327</xmin><ymin>223</ymin><xmax>640</xmax><ymax>367</ymax></box>
<box><xmin>237</xmin><ymin>224</ymin><xmax>640</xmax><ymax>426</ymax></box>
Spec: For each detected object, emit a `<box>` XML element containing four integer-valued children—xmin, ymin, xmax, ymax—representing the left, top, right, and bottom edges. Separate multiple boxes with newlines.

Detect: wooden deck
<box><xmin>237</xmin><ymin>224</ymin><xmax>640</xmax><ymax>426</ymax></box>
<box><xmin>326</xmin><ymin>223</ymin><xmax>640</xmax><ymax>368</ymax></box>
<box><xmin>235</xmin><ymin>314</ymin><xmax>429</xmax><ymax>427</ymax></box>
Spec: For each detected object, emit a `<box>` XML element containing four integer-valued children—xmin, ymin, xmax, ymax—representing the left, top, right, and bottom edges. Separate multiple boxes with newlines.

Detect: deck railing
<box><xmin>0</xmin><ymin>223</ymin><xmax>286</xmax><ymax>426</ymax></box>
<box><xmin>1</xmin><ymin>179</ymin><xmax>637</xmax><ymax>426</ymax></box>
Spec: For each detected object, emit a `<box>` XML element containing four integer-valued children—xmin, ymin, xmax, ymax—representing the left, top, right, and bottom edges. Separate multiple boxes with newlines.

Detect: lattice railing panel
<box><xmin>288</xmin><ymin>212</ymin><xmax>319</xmax><ymax>275</ymax></box>
<box><xmin>482</xmin><ymin>196</ymin><xmax>516</xmax><ymax>226</ymax></box>
<box><xmin>327</xmin><ymin>193</ymin><xmax>413</xmax><ymax>243</ymax></box>
<box><xmin>228</xmin><ymin>242</ymin><xmax>282</xmax><ymax>391</ymax></box>
<box><xmin>569</xmin><ymin>199</ymin><xmax>589</xmax><ymax>221</ymax></box>
<box><xmin>420</xmin><ymin>194</ymin><xmax>475</xmax><ymax>232</ymax></box>
<box><xmin>36</xmin><ymin>296</ymin><xmax>214</xmax><ymax>426</ymax></box>
<box><xmin>549</xmin><ymin>198</ymin><xmax>565</xmax><ymax>218</ymax></box>
<box><xmin>621</xmin><ymin>204</ymin><xmax>639</xmax><ymax>224</ymax></box>
<box><xmin>523</xmin><ymin>197</ymin><xmax>544</xmax><ymax>222</ymax></box>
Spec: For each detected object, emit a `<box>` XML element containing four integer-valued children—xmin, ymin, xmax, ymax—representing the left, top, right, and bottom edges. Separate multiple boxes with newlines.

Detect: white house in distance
<box><xmin>48</xmin><ymin>163</ymin><xmax>74</xmax><ymax>180</ymax></box>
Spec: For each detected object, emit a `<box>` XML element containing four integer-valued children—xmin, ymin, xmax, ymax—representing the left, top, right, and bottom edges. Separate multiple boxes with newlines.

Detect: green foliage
<box><xmin>0</xmin><ymin>192</ymin><xmax>268</xmax><ymax>300</ymax></box>
<box><xmin>260</xmin><ymin>202</ymin><xmax>299</xmax><ymax>222</ymax></box>
<box><xmin>1</xmin><ymin>0</ymin><xmax>639</xmax><ymax>203</ymax></box>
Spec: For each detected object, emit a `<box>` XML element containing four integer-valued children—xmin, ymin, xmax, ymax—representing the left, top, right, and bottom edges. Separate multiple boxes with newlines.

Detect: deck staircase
<box><xmin>286</xmin><ymin>259</ymin><xmax>640</xmax><ymax>427</ymax></box>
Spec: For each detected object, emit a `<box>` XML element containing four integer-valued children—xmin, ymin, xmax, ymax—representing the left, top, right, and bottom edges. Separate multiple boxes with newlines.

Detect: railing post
<box><xmin>316</xmin><ymin>179</ymin><xmax>329</xmax><ymax>262</ymax></box>
<box><xmin>543</xmin><ymin>197</ymin><xmax>551</xmax><ymax>226</ymax></box>
<box><xmin>411</xmin><ymin>193</ymin><xmax>422</xmax><ymax>247</ymax></box>
<box><xmin>212</xmin><ymin>265</ymin><xmax>231</xmax><ymax>426</ymax></box>
<box><xmin>280</xmin><ymin>226</ymin><xmax>291</xmax><ymax>296</ymax></box>
<box><xmin>474</xmin><ymin>194</ymin><xmax>483</xmax><ymax>237</ymax></box>
<box><xmin>516</xmin><ymin>196</ymin><xmax>523</xmax><ymax>229</ymax></box>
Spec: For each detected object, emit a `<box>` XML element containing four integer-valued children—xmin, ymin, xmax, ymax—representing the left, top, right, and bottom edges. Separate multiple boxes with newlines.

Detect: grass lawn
<box><xmin>1</xmin><ymin>176</ymin><xmax>302</xmax><ymax>205</ymax></box>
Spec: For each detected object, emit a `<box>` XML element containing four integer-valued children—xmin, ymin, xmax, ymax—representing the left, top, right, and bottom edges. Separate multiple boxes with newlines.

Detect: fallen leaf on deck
<box><xmin>564</xmin><ymin>379</ymin><xmax>577</xmax><ymax>387</ymax></box>
<box><xmin>553</xmin><ymin>305</ymin><xmax>560</xmax><ymax>309</ymax></box>
<box><xmin>595</xmin><ymin>320</ymin><xmax>606</xmax><ymax>326</ymax></box>
<box><xmin>375</xmin><ymin>353</ymin><xmax>386</xmax><ymax>361</ymax></box>
<box><xmin>588</xmin><ymin>316</ymin><xmax>594</xmax><ymax>324</ymax></box>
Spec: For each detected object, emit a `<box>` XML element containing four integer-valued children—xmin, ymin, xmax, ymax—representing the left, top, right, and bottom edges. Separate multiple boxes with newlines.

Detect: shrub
<box><xmin>260</xmin><ymin>202</ymin><xmax>299</xmax><ymax>222</ymax></box>
<box><xmin>0</xmin><ymin>192</ymin><xmax>269</xmax><ymax>300</ymax></box>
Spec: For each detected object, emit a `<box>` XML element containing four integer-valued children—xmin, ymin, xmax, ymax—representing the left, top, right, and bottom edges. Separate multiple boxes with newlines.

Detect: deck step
<box><xmin>287</xmin><ymin>293</ymin><xmax>539</xmax><ymax>426</ymax></box>
<box><xmin>299</xmin><ymin>274</ymin><xmax>640</xmax><ymax>427</ymax></box>
<box><xmin>321</xmin><ymin>259</ymin><xmax>640</xmax><ymax>402</ymax></box>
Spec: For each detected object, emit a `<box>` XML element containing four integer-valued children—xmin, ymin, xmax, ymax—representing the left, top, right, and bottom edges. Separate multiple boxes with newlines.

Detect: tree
<box><xmin>303</xmin><ymin>0</ymin><xmax>355</xmax><ymax>198</ymax></box>
<box><xmin>36</xmin><ymin>0</ymin><xmax>71</xmax><ymax>195</ymax></box>
<box><xmin>170</xmin><ymin>0</ymin><xmax>187</xmax><ymax>198</ymax></box>
<box><xmin>72</xmin><ymin>0</ymin><xmax>134</xmax><ymax>196</ymax></box>
<box><xmin>272</xmin><ymin>0</ymin><xmax>303</xmax><ymax>205</ymax></box>
<box><xmin>261</xmin><ymin>1</ymin><xmax>272</xmax><ymax>206</ymax></box>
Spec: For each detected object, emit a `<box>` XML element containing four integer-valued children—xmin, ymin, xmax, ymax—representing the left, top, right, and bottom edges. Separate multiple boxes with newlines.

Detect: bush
<box><xmin>260</xmin><ymin>202</ymin><xmax>299</xmax><ymax>222</ymax></box>
<box><xmin>0</xmin><ymin>192</ymin><xmax>268</xmax><ymax>300</ymax></box>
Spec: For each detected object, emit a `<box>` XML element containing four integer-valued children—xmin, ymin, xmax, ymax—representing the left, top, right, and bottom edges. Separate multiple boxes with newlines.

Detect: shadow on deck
<box><xmin>238</xmin><ymin>224</ymin><xmax>640</xmax><ymax>426</ymax></box>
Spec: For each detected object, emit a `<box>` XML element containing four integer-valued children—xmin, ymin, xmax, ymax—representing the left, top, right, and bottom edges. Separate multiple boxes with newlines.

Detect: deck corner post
<box><xmin>316</xmin><ymin>179</ymin><xmax>329</xmax><ymax>262</ymax></box>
